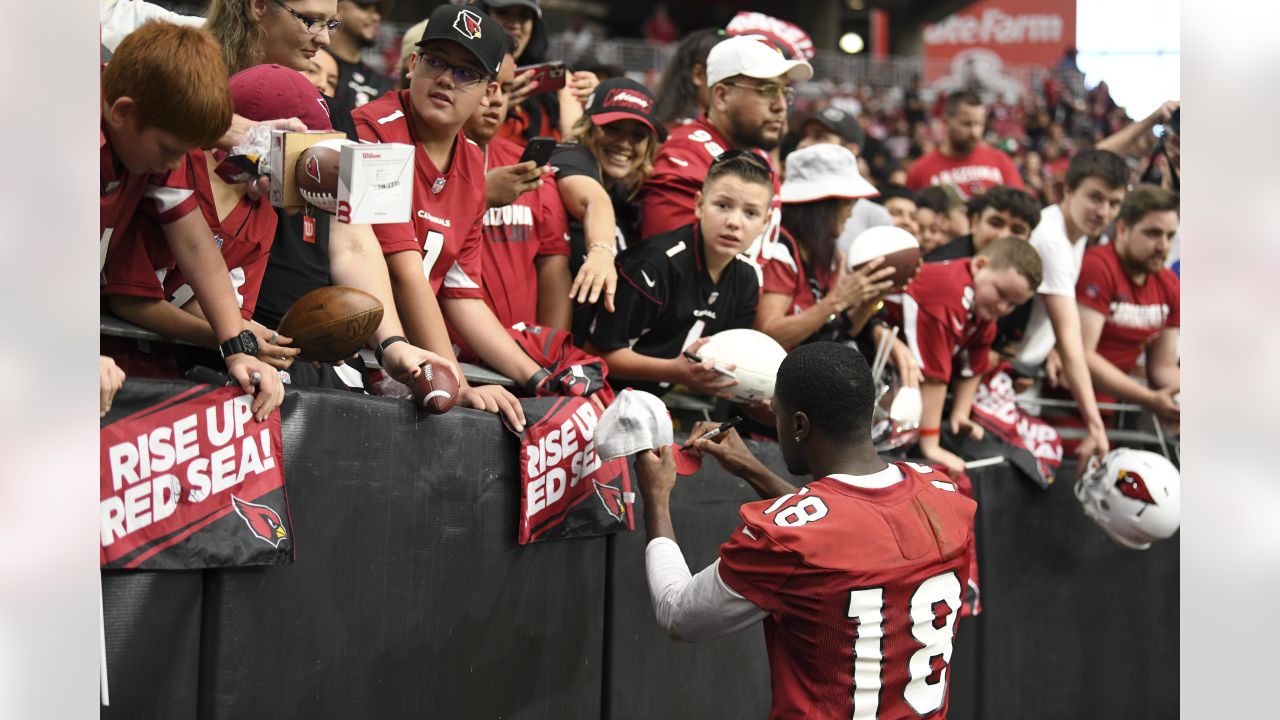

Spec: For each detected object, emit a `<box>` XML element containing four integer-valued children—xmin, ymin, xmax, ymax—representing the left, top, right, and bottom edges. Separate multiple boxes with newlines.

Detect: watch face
<box><xmin>240</xmin><ymin>330</ymin><xmax>260</xmax><ymax>357</ymax></box>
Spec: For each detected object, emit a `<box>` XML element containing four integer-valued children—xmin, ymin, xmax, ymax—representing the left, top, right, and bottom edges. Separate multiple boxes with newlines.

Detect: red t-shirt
<box><xmin>1076</xmin><ymin>243</ymin><xmax>1180</xmax><ymax>374</ymax></box>
<box><xmin>352</xmin><ymin>90</ymin><xmax>486</xmax><ymax>300</ymax></box>
<box><xmin>101</xmin><ymin>150</ymin><xmax>278</xmax><ymax>320</ymax></box>
<box><xmin>640</xmin><ymin>116</ymin><xmax>782</xmax><ymax>267</ymax></box>
<box><xmin>480</xmin><ymin>136</ymin><xmax>570</xmax><ymax>329</ymax></box>
<box><xmin>718</xmin><ymin>463</ymin><xmax>976</xmax><ymax>720</ymax></box>
<box><xmin>881</xmin><ymin>259</ymin><xmax>996</xmax><ymax>382</ymax></box>
<box><xmin>904</xmin><ymin>144</ymin><xmax>1024</xmax><ymax>200</ymax></box>
<box><xmin>100</xmin><ymin>121</ymin><xmax>200</xmax><ymax>272</ymax></box>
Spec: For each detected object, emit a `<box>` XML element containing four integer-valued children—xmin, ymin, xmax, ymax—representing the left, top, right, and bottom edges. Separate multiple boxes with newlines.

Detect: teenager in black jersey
<box><xmin>585</xmin><ymin>152</ymin><xmax>772</xmax><ymax>397</ymax></box>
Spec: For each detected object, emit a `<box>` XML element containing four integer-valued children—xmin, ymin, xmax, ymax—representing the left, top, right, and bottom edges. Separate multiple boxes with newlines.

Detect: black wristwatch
<box><xmin>375</xmin><ymin>335</ymin><xmax>408</xmax><ymax>365</ymax></box>
<box><xmin>218</xmin><ymin>330</ymin><xmax>259</xmax><ymax>358</ymax></box>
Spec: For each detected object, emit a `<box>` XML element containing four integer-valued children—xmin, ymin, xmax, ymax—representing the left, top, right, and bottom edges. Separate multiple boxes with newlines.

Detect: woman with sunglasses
<box><xmin>756</xmin><ymin>144</ymin><xmax>897</xmax><ymax>351</ymax></box>
<box><xmin>548</xmin><ymin>77</ymin><xmax>661</xmax><ymax>341</ymax></box>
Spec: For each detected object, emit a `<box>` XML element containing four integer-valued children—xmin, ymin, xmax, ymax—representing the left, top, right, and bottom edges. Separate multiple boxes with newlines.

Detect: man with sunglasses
<box><xmin>353</xmin><ymin>4</ymin><xmax>549</xmax><ymax>430</ymax></box>
<box><xmin>331</xmin><ymin>0</ymin><xmax>392</xmax><ymax>107</ymax></box>
<box><xmin>640</xmin><ymin>34</ymin><xmax>812</xmax><ymax>276</ymax></box>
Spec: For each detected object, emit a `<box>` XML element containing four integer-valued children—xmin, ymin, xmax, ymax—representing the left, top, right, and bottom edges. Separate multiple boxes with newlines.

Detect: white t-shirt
<box><xmin>1015</xmin><ymin>204</ymin><xmax>1088</xmax><ymax>367</ymax></box>
<box><xmin>100</xmin><ymin>0</ymin><xmax>204</xmax><ymax>53</ymax></box>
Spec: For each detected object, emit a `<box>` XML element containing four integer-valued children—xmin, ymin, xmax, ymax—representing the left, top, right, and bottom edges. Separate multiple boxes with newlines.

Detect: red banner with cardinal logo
<box><xmin>970</xmin><ymin>363</ymin><xmax>1064</xmax><ymax>485</ymax></box>
<box><xmin>100</xmin><ymin>384</ymin><xmax>293</xmax><ymax>569</ymax></box>
<box><xmin>512</xmin><ymin>396</ymin><xmax>633</xmax><ymax>544</ymax></box>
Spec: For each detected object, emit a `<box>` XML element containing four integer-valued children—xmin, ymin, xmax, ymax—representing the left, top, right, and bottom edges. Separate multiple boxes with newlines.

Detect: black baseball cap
<box><xmin>417</xmin><ymin>4</ymin><xmax>505</xmax><ymax>79</ymax></box>
<box><xmin>481</xmin><ymin>0</ymin><xmax>542</xmax><ymax>16</ymax></box>
<box><xmin>584</xmin><ymin>78</ymin><xmax>658</xmax><ymax>135</ymax></box>
<box><xmin>802</xmin><ymin>106</ymin><xmax>865</xmax><ymax>148</ymax></box>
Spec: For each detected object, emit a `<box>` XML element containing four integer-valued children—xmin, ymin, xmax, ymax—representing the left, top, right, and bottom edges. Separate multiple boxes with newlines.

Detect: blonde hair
<box><xmin>563</xmin><ymin>117</ymin><xmax>657</xmax><ymax>202</ymax></box>
<box><xmin>978</xmin><ymin>236</ymin><xmax>1043</xmax><ymax>290</ymax></box>
<box><xmin>205</xmin><ymin>0</ymin><xmax>267</xmax><ymax>76</ymax></box>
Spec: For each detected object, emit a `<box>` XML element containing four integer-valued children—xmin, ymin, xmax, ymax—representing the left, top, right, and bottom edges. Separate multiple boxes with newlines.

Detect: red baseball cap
<box><xmin>229</xmin><ymin>64</ymin><xmax>333</xmax><ymax>131</ymax></box>
<box><xmin>584</xmin><ymin>78</ymin><xmax>659</xmax><ymax>136</ymax></box>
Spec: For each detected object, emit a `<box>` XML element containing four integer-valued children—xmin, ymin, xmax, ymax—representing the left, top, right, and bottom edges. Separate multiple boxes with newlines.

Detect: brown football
<box><xmin>412</xmin><ymin>360</ymin><xmax>460</xmax><ymax>415</ymax></box>
<box><xmin>847</xmin><ymin>225</ymin><xmax>923</xmax><ymax>290</ymax></box>
<box><xmin>277</xmin><ymin>286</ymin><xmax>383</xmax><ymax>362</ymax></box>
<box><xmin>294</xmin><ymin>139</ymin><xmax>346</xmax><ymax>214</ymax></box>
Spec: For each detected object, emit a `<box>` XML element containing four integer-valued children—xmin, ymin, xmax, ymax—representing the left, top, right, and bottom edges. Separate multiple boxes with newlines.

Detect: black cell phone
<box><xmin>519</xmin><ymin>137</ymin><xmax>557</xmax><ymax>167</ymax></box>
<box><xmin>516</xmin><ymin>61</ymin><xmax>567</xmax><ymax>96</ymax></box>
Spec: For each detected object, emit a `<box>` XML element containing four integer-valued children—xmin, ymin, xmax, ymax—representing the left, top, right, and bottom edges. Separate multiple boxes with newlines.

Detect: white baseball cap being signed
<box><xmin>706</xmin><ymin>34</ymin><xmax>814</xmax><ymax>87</ymax></box>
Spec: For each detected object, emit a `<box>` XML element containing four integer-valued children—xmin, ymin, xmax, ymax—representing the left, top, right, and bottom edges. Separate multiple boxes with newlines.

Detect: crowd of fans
<box><xmin>99</xmin><ymin>0</ymin><xmax>1180</xmax><ymax>473</ymax></box>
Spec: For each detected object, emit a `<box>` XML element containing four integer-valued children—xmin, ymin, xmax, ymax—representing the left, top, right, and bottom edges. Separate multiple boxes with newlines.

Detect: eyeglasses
<box><xmin>711</xmin><ymin>149</ymin><xmax>774</xmax><ymax>178</ymax></box>
<box><xmin>271</xmin><ymin>0</ymin><xmax>342</xmax><ymax>35</ymax></box>
<box><xmin>722</xmin><ymin>81</ymin><xmax>796</xmax><ymax>106</ymax></box>
<box><xmin>415</xmin><ymin>51</ymin><xmax>488</xmax><ymax>89</ymax></box>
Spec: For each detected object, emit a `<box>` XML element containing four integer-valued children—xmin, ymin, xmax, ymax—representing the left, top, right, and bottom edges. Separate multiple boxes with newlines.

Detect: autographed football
<box><xmin>696</xmin><ymin>329</ymin><xmax>787</xmax><ymax>403</ymax></box>
<box><xmin>412</xmin><ymin>360</ymin><xmax>460</xmax><ymax>414</ymax></box>
<box><xmin>847</xmin><ymin>225</ymin><xmax>922</xmax><ymax>290</ymax></box>
<box><xmin>277</xmin><ymin>286</ymin><xmax>383</xmax><ymax>362</ymax></box>
<box><xmin>294</xmin><ymin>139</ymin><xmax>348</xmax><ymax>213</ymax></box>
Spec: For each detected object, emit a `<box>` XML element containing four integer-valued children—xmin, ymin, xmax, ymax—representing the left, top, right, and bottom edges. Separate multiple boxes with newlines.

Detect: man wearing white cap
<box><xmin>640</xmin><ymin>34</ymin><xmax>812</xmax><ymax>271</ymax></box>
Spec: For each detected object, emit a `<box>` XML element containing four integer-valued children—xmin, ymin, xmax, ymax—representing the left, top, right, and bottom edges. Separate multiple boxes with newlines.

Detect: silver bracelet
<box><xmin>587</xmin><ymin>242</ymin><xmax>616</xmax><ymax>257</ymax></box>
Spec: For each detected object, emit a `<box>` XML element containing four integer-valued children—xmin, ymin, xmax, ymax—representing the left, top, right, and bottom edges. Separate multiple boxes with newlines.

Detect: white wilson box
<box><xmin>337</xmin><ymin>143</ymin><xmax>414</xmax><ymax>224</ymax></box>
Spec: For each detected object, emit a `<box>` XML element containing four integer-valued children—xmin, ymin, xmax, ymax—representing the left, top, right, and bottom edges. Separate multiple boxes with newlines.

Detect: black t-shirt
<box><xmin>550</xmin><ymin>144</ymin><xmax>641</xmax><ymax>270</ymax></box>
<box><xmin>334</xmin><ymin>55</ymin><xmax>392</xmax><ymax>109</ymax></box>
<box><xmin>923</xmin><ymin>234</ymin><xmax>975</xmax><ymax>263</ymax></box>
<box><xmin>587</xmin><ymin>223</ymin><xmax>760</xmax><ymax>395</ymax></box>
<box><xmin>253</xmin><ymin>97</ymin><xmax>356</xmax><ymax>329</ymax></box>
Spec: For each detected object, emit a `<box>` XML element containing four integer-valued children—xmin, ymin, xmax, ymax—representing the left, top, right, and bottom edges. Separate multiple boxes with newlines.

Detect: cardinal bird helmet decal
<box><xmin>232</xmin><ymin>495</ymin><xmax>289</xmax><ymax>548</ymax></box>
<box><xmin>454</xmin><ymin>9</ymin><xmax>484</xmax><ymax>39</ymax></box>
<box><xmin>593</xmin><ymin>480</ymin><xmax>626</xmax><ymax>523</ymax></box>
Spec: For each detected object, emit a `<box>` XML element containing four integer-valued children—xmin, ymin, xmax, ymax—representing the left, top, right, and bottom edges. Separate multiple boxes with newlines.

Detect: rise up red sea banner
<box><xmin>100</xmin><ymin>383</ymin><xmax>293</xmax><ymax>569</ymax></box>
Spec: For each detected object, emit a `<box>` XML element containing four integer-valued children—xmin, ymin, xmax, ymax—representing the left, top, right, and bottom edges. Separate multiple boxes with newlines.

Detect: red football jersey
<box><xmin>101</xmin><ymin>150</ymin><xmax>277</xmax><ymax>320</ymax></box>
<box><xmin>881</xmin><ymin>259</ymin><xmax>996</xmax><ymax>382</ymax></box>
<box><xmin>1076</xmin><ymin>243</ymin><xmax>1180</xmax><ymax>375</ymax></box>
<box><xmin>100</xmin><ymin>121</ymin><xmax>200</xmax><ymax>272</ymax></box>
<box><xmin>640</xmin><ymin>115</ymin><xmax>782</xmax><ymax>267</ymax></box>
<box><xmin>904</xmin><ymin>144</ymin><xmax>1024</xmax><ymax>200</ymax></box>
<box><xmin>760</xmin><ymin>228</ymin><xmax>835</xmax><ymax>316</ymax></box>
<box><xmin>718</xmin><ymin>463</ymin><xmax>976</xmax><ymax>720</ymax></box>
<box><xmin>481</xmin><ymin>136</ymin><xmax>570</xmax><ymax>328</ymax></box>
<box><xmin>353</xmin><ymin>91</ymin><xmax>486</xmax><ymax>300</ymax></box>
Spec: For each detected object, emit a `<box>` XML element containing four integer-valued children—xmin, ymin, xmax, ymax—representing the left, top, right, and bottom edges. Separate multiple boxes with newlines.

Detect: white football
<box><xmin>695</xmin><ymin>329</ymin><xmax>788</xmax><ymax>403</ymax></box>
<box><xmin>847</xmin><ymin>225</ymin><xmax>922</xmax><ymax>289</ymax></box>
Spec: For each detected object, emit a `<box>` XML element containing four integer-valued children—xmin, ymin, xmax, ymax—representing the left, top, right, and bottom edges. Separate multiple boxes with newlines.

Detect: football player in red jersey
<box><xmin>640</xmin><ymin>34</ymin><xmax>812</xmax><ymax>268</ymax></box>
<box><xmin>101</xmin><ymin>22</ymin><xmax>283</xmax><ymax>420</ymax></box>
<box><xmin>353</xmin><ymin>5</ymin><xmax>559</xmax><ymax>429</ymax></box>
<box><xmin>1077</xmin><ymin>185</ymin><xmax>1180</xmax><ymax>426</ymax></box>
<box><xmin>636</xmin><ymin>342</ymin><xmax>977</xmax><ymax>720</ymax></box>
<box><xmin>878</xmin><ymin>238</ymin><xmax>1043</xmax><ymax>477</ymax></box>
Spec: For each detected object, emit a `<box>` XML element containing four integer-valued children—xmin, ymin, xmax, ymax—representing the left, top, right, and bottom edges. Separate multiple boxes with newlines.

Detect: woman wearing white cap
<box><xmin>756</xmin><ymin>144</ymin><xmax>896</xmax><ymax>350</ymax></box>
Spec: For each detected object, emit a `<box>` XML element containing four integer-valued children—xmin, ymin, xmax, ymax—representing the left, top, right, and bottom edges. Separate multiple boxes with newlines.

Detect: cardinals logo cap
<box><xmin>417</xmin><ymin>4</ymin><xmax>505</xmax><ymax>78</ymax></box>
<box><xmin>584</xmin><ymin>77</ymin><xmax>660</xmax><ymax>136</ymax></box>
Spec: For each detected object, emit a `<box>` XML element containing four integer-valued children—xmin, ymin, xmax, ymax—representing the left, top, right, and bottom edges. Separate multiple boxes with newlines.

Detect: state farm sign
<box><xmin>922</xmin><ymin>0</ymin><xmax>1076</xmax><ymax>100</ymax></box>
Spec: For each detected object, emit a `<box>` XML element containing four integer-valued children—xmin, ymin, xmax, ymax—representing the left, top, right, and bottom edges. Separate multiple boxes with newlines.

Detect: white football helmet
<box><xmin>871</xmin><ymin>366</ymin><xmax>921</xmax><ymax>451</ymax></box>
<box><xmin>1075</xmin><ymin>448</ymin><xmax>1180</xmax><ymax>550</ymax></box>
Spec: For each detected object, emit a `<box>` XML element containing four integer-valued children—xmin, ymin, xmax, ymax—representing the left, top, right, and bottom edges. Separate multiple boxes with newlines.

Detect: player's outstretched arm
<box><xmin>636</xmin><ymin>447</ymin><xmax>678</xmax><ymax>543</ymax></box>
<box><xmin>687</xmin><ymin>422</ymin><xmax>796</xmax><ymax>499</ymax></box>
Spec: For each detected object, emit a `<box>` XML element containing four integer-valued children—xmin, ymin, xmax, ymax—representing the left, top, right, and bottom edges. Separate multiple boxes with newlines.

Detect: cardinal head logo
<box><xmin>231</xmin><ymin>495</ymin><xmax>289</xmax><ymax>548</ymax></box>
<box><xmin>454</xmin><ymin>9</ymin><xmax>484</xmax><ymax>39</ymax></box>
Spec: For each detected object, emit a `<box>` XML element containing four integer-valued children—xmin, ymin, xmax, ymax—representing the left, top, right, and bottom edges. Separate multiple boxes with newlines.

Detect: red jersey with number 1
<box><xmin>352</xmin><ymin>90</ymin><xmax>486</xmax><ymax>300</ymax></box>
<box><xmin>718</xmin><ymin>463</ymin><xmax>976</xmax><ymax>720</ymax></box>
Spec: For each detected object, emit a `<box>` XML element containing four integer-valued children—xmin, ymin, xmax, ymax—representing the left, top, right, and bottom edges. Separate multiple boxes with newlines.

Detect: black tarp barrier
<box><xmin>100</xmin><ymin>381</ymin><xmax>1177</xmax><ymax>719</ymax></box>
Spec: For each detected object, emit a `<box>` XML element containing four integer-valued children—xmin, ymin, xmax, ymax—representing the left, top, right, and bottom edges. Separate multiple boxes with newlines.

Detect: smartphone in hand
<box><xmin>516</xmin><ymin>61</ymin><xmax>567</xmax><ymax>96</ymax></box>
<box><xmin>519</xmin><ymin>137</ymin><xmax>557</xmax><ymax>167</ymax></box>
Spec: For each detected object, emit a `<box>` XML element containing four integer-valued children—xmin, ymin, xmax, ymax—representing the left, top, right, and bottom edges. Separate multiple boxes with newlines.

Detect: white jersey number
<box><xmin>847</xmin><ymin>571</ymin><xmax>963</xmax><ymax>718</ymax></box>
<box><xmin>421</xmin><ymin>230</ymin><xmax>445</xmax><ymax>278</ymax></box>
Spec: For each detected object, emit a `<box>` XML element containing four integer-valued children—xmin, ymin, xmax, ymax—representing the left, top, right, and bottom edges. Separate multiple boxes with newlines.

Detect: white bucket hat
<box><xmin>780</xmin><ymin>144</ymin><xmax>878</xmax><ymax>203</ymax></box>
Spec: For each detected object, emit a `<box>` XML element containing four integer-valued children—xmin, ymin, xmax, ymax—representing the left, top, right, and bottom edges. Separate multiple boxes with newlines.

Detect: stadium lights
<box><xmin>839</xmin><ymin>32</ymin><xmax>865</xmax><ymax>54</ymax></box>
